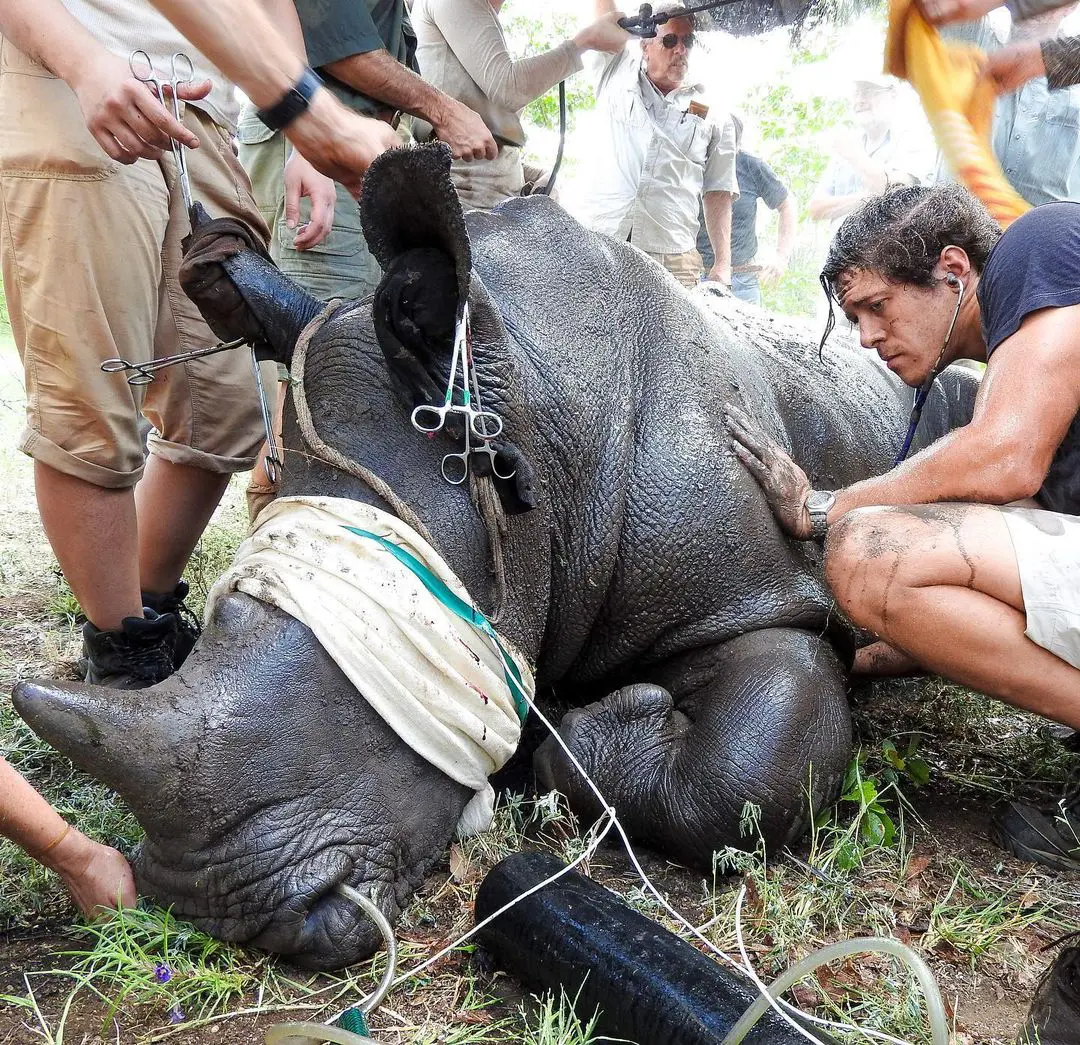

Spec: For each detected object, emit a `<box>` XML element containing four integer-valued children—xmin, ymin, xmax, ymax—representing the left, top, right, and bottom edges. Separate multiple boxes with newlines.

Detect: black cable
<box><xmin>539</xmin><ymin>80</ymin><xmax>567</xmax><ymax>198</ymax></box>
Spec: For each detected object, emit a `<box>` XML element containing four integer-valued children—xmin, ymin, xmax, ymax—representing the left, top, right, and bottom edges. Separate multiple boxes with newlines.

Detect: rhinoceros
<box><xmin>13</xmin><ymin>146</ymin><xmax>976</xmax><ymax>970</ymax></box>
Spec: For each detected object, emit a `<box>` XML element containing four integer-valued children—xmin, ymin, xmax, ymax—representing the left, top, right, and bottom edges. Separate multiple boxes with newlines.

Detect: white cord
<box><xmin>332</xmin><ymin>677</ymin><xmax>946</xmax><ymax>1045</ymax></box>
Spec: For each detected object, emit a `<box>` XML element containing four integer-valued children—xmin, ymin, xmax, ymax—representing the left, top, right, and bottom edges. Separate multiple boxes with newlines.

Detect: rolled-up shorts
<box><xmin>1001</xmin><ymin>506</ymin><xmax>1080</xmax><ymax>670</ymax></box>
<box><xmin>0</xmin><ymin>37</ymin><xmax>273</xmax><ymax>489</ymax></box>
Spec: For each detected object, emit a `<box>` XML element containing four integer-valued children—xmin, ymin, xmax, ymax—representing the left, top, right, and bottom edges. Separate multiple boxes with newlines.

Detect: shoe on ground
<box><xmin>1017</xmin><ymin>946</ymin><xmax>1080</xmax><ymax>1044</ymax></box>
<box><xmin>141</xmin><ymin>581</ymin><xmax>201</xmax><ymax>668</ymax></box>
<box><xmin>994</xmin><ymin>800</ymin><xmax>1080</xmax><ymax>872</ymax></box>
<box><xmin>82</xmin><ymin>609</ymin><xmax>177</xmax><ymax>689</ymax></box>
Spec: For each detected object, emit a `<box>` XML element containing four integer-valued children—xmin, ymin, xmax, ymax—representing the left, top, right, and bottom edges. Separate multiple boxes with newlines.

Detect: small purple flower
<box><xmin>168</xmin><ymin>1004</ymin><xmax>186</xmax><ymax>1024</ymax></box>
<box><xmin>154</xmin><ymin>963</ymin><xmax>173</xmax><ymax>984</ymax></box>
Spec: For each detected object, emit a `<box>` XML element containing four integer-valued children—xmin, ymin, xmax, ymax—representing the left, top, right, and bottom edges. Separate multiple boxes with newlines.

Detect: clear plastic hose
<box><xmin>721</xmin><ymin>936</ymin><xmax>950</xmax><ymax>1045</ymax></box>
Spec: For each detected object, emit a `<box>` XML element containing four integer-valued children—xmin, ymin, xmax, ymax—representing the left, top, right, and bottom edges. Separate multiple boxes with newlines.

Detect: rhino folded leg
<box><xmin>534</xmin><ymin>629</ymin><xmax>852</xmax><ymax>870</ymax></box>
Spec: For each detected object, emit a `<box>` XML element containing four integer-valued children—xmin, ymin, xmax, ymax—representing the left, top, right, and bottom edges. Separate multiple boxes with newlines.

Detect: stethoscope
<box><xmin>893</xmin><ymin>272</ymin><xmax>965</xmax><ymax>465</ymax></box>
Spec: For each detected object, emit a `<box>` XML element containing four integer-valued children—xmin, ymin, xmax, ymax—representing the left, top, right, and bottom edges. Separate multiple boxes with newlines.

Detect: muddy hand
<box><xmin>724</xmin><ymin>404</ymin><xmax>812</xmax><ymax>540</ymax></box>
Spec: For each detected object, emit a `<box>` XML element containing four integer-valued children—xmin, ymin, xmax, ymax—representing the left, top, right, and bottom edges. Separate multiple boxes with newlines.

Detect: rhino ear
<box><xmin>361</xmin><ymin>145</ymin><xmax>538</xmax><ymax>515</ymax></box>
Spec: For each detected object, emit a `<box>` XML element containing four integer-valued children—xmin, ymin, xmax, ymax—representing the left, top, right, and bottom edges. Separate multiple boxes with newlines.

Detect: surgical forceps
<box><xmin>129</xmin><ymin>49</ymin><xmax>195</xmax><ymax>213</ymax></box>
<box><xmin>411</xmin><ymin>304</ymin><xmax>512</xmax><ymax>484</ymax></box>
<box><xmin>101</xmin><ymin>337</ymin><xmax>247</xmax><ymax>385</ymax></box>
<box><xmin>101</xmin><ymin>336</ymin><xmax>283</xmax><ymax>483</ymax></box>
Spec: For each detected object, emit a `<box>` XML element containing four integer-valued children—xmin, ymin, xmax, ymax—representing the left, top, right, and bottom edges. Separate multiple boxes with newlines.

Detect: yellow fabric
<box><xmin>884</xmin><ymin>0</ymin><xmax>1029</xmax><ymax>227</ymax></box>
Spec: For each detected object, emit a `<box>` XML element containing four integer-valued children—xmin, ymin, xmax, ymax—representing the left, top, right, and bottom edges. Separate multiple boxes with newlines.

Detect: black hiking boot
<box><xmin>82</xmin><ymin>610</ymin><xmax>178</xmax><ymax>689</ymax></box>
<box><xmin>995</xmin><ymin>797</ymin><xmax>1080</xmax><ymax>872</ymax></box>
<box><xmin>142</xmin><ymin>581</ymin><xmax>201</xmax><ymax>668</ymax></box>
<box><xmin>1017</xmin><ymin>946</ymin><xmax>1080</xmax><ymax>1044</ymax></box>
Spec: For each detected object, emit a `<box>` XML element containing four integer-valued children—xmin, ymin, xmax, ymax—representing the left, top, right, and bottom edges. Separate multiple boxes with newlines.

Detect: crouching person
<box><xmin>726</xmin><ymin>184</ymin><xmax>1080</xmax><ymax>869</ymax></box>
<box><xmin>0</xmin><ymin>0</ymin><xmax>272</xmax><ymax>688</ymax></box>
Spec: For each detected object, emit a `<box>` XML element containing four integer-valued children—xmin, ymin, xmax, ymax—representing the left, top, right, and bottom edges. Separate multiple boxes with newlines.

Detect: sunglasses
<box><xmin>661</xmin><ymin>32</ymin><xmax>695</xmax><ymax>50</ymax></box>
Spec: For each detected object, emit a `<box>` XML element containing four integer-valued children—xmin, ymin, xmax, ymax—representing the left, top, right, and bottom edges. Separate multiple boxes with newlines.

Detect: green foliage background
<box><xmin>502</xmin><ymin>4</ymin><xmax>854</xmax><ymax>318</ymax></box>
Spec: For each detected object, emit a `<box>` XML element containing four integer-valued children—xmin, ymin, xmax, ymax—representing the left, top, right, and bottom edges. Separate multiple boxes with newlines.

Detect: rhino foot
<box><xmin>534</xmin><ymin>628</ymin><xmax>852</xmax><ymax>870</ymax></box>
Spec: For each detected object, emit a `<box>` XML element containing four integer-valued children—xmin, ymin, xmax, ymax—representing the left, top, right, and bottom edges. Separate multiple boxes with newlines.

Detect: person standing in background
<box><xmin>411</xmin><ymin>0</ymin><xmax>629</xmax><ymax>211</ymax></box>
<box><xmin>577</xmin><ymin>2</ymin><xmax>739</xmax><ymax>289</ymax></box>
<box><xmin>809</xmin><ymin>76</ymin><xmax>922</xmax><ymax>227</ymax></box>
<box><xmin>237</xmin><ymin>0</ymin><xmax>497</xmax><ymax>304</ymax></box>
<box><xmin>698</xmin><ymin>120</ymin><xmax>797</xmax><ymax>305</ymax></box>
<box><xmin>936</xmin><ymin>5</ymin><xmax>1080</xmax><ymax>207</ymax></box>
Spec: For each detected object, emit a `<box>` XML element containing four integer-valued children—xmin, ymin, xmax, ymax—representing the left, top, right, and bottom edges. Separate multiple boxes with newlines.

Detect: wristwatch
<box><xmin>805</xmin><ymin>490</ymin><xmax>836</xmax><ymax>541</ymax></box>
<box><xmin>257</xmin><ymin>67</ymin><xmax>324</xmax><ymax>132</ymax></box>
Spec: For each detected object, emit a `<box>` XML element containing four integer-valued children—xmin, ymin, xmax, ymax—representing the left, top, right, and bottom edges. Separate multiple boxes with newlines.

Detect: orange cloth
<box><xmin>884</xmin><ymin>0</ymin><xmax>1029</xmax><ymax>227</ymax></box>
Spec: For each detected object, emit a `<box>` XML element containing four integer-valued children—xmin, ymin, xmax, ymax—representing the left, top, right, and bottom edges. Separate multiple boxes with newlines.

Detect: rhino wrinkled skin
<box><xmin>13</xmin><ymin>147</ymin><xmax>977</xmax><ymax>969</ymax></box>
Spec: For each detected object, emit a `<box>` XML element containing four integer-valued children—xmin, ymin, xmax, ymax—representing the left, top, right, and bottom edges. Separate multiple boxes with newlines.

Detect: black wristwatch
<box><xmin>805</xmin><ymin>490</ymin><xmax>836</xmax><ymax>541</ymax></box>
<box><xmin>256</xmin><ymin>67</ymin><xmax>324</xmax><ymax>132</ymax></box>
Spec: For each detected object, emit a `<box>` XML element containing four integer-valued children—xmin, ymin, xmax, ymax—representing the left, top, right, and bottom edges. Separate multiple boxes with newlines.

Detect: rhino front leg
<box><xmin>534</xmin><ymin>629</ymin><xmax>852</xmax><ymax>871</ymax></box>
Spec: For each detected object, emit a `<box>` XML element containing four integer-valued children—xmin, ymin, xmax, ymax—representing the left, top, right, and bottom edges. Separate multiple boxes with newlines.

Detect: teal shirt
<box><xmin>294</xmin><ymin>0</ymin><xmax>417</xmax><ymax>116</ymax></box>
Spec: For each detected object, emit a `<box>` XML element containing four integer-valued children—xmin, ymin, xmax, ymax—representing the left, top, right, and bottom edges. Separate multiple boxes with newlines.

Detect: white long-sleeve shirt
<box><xmin>577</xmin><ymin>48</ymin><xmax>738</xmax><ymax>255</ymax></box>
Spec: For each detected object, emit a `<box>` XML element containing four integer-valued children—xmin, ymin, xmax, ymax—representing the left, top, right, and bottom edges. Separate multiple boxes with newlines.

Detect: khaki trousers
<box><xmin>644</xmin><ymin>248</ymin><xmax>705</xmax><ymax>289</ymax></box>
<box><xmin>0</xmin><ymin>37</ymin><xmax>272</xmax><ymax>488</ymax></box>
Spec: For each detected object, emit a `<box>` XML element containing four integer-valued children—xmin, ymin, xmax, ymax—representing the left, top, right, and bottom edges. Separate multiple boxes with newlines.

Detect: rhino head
<box><xmin>14</xmin><ymin>145</ymin><xmax>552</xmax><ymax>969</ymax></box>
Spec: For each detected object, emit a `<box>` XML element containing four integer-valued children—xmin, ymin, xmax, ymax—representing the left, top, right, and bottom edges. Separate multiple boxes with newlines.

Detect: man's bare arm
<box><xmin>703</xmin><ymin>190</ymin><xmax>733</xmax><ymax>285</ymax></box>
<box><xmin>808</xmin><ymin>192</ymin><xmax>865</xmax><ymax>222</ymax></box>
<box><xmin>1</xmin><ymin>0</ymin><xmax>204</xmax><ymax>160</ymax></box>
<box><xmin>595</xmin><ymin>0</ymin><xmax>618</xmax><ymax>17</ymax></box>
<box><xmin>829</xmin><ymin>306</ymin><xmax>1080</xmax><ymax>521</ymax></box>
<box><xmin>323</xmin><ymin>50</ymin><xmax>495</xmax><ymax>161</ymax></box>
<box><xmin>775</xmin><ymin>194</ymin><xmax>797</xmax><ymax>263</ymax></box>
<box><xmin>145</xmin><ymin>0</ymin><xmax>400</xmax><ymax>194</ymax></box>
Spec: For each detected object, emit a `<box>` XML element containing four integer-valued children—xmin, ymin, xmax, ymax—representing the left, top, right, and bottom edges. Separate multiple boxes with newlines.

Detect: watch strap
<box><xmin>257</xmin><ymin>67</ymin><xmax>323</xmax><ymax>132</ymax></box>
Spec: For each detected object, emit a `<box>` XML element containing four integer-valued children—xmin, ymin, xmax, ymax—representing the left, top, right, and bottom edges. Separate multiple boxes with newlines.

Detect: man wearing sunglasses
<box><xmin>579</xmin><ymin>2</ymin><xmax>739</xmax><ymax>289</ymax></box>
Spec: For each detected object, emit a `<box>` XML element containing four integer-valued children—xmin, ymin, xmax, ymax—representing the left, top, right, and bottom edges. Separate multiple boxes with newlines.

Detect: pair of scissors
<box><xmin>128</xmin><ymin>49</ymin><xmax>195</xmax><ymax>213</ymax></box>
<box><xmin>101</xmin><ymin>337</ymin><xmax>247</xmax><ymax>386</ymax></box>
<box><xmin>410</xmin><ymin>304</ymin><xmax>514</xmax><ymax>484</ymax></box>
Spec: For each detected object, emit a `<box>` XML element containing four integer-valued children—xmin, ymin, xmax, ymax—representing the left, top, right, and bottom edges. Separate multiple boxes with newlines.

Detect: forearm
<box><xmin>776</xmin><ymin>197</ymin><xmax>797</xmax><ymax>259</ymax></box>
<box><xmin>595</xmin><ymin>0</ymin><xmax>617</xmax><ymax>15</ymax></box>
<box><xmin>1006</xmin><ymin>0</ymin><xmax>1074</xmax><ymax>21</ymax></box>
<box><xmin>324</xmin><ymin>49</ymin><xmax>454</xmax><ymax>123</ymax></box>
<box><xmin>704</xmin><ymin>191</ymin><xmax>733</xmax><ymax>280</ymax></box>
<box><xmin>0</xmin><ymin>0</ymin><xmax>105</xmax><ymax>81</ymax></box>
<box><xmin>829</xmin><ymin>425</ymin><xmax>1043</xmax><ymax>523</ymax></box>
<box><xmin>432</xmin><ymin>0</ymin><xmax>582</xmax><ymax>112</ymax></box>
<box><xmin>145</xmin><ymin>0</ymin><xmax>304</xmax><ymax>108</ymax></box>
<box><xmin>808</xmin><ymin>193</ymin><xmax>864</xmax><ymax>221</ymax></box>
<box><xmin>262</xmin><ymin>0</ymin><xmax>307</xmax><ymax>57</ymax></box>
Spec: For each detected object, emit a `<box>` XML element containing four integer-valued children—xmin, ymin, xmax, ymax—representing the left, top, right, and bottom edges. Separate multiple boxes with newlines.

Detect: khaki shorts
<box><xmin>0</xmin><ymin>37</ymin><xmax>273</xmax><ymax>489</ymax></box>
<box><xmin>1001</xmin><ymin>506</ymin><xmax>1080</xmax><ymax>670</ymax></box>
<box><xmin>644</xmin><ymin>248</ymin><xmax>704</xmax><ymax>289</ymax></box>
<box><xmin>235</xmin><ymin>107</ymin><xmax>382</xmax><ymax>303</ymax></box>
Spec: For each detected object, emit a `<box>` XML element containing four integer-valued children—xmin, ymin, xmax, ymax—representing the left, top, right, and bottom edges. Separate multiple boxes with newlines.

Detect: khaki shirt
<box><xmin>61</xmin><ymin>0</ymin><xmax>238</xmax><ymax>130</ymax></box>
<box><xmin>578</xmin><ymin>49</ymin><xmax>738</xmax><ymax>255</ymax></box>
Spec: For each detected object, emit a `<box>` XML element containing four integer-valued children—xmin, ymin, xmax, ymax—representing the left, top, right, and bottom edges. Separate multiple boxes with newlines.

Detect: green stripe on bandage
<box><xmin>342</xmin><ymin>526</ymin><xmax>529</xmax><ymax>724</ymax></box>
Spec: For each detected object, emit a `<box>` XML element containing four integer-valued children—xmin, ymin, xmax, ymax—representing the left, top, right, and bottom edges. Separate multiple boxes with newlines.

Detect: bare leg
<box><xmin>34</xmin><ymin>462</ymin><xmax>142</xmax><ymax>631</ymax></box>
<box><xmin>0</xmin><ymin>756</ymin><xmax>135</xmax><ymax>917</ymax></box>
<box><xmin>853</xmin><ymin>641</ymin><xmax>922</xmax><ymax>677</ymax></box>
<box><xmin>826</xmin><ymin>504</ymin><xmax>1080</xmax><ymax>728</ymax></box>
<box><xmin>136</xmin><ymin>456</ymin><xmax>230</xmax><ymax>595</ymax></box>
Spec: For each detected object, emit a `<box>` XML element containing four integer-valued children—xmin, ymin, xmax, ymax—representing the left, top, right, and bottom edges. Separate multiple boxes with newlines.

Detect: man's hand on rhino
<box><xmin>285</xmin><ymin>91</ymin><xmax>401</xmax><ymax>199</ymax></box>
<box><xmin>284</xmin><ymin>150</ymin><xmax>336</xmax><ymax>249</ymax></box>
<box><xmin>724</xmin><ymin>404</ymin><xmax>813</xmax><ymax>540</ymax></box>
<box><xmin>431</xmin><ymin>98</ymin><xmax>498</xmax><ymax>163</ymax></box>
<box><xmin>72</xmin><ymin>51</ymin><xmax>208</xmax><ymax>162</ymax></box>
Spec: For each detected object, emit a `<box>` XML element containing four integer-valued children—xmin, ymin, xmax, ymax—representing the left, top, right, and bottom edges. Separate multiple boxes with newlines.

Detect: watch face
<box><xmin>807</xmin><ymin>491</ymin><xmax>833</xmax><ymax>512</ymax></box>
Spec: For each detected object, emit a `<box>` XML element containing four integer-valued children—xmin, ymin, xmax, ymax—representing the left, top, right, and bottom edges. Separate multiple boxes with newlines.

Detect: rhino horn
<box><xmin>12</xmin><ymin>678</ymin><xmax>196</xmax><ymax>815</ymax></box>
<box><xmin>180</xmin><ymin>201</ymin><xmax>324</xmax><ymax>365</ymax></box>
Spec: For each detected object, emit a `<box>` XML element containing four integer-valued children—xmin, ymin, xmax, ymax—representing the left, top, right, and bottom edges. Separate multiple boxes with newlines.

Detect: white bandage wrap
<box><xmin>205</xmin><ymin>496</ymin><xmax>534</xmax><ymax>837</ymax></box>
